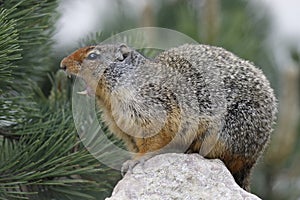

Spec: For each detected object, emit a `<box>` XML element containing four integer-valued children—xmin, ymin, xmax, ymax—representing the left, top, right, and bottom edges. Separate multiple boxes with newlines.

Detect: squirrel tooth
<box><xmin>77</xmin><ymin>90</ymin><xmax>88</xmax><ymax>95</ymax></box>
<box><xmin>67</xmin><ymin>71</ymin><xmax>72</xmax><ymax>78</ymax></box>
<box><xmin>60</xmin><ymin>69</ymin><xmax>71</xmax><ymax>78</ymax></box>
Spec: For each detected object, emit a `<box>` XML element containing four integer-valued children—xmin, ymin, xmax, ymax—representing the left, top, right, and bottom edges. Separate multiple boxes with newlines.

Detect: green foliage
<box><xmin>0</xmin><ymin>96</ymin><xmax>120</xmax><ymax>199</ymax></box>
<box><xmin>0</xmin><ymin>1</ymin><xmax>121</xmax><ymax>199</ymax></box>
<box><xmin>156</xmin><ymin>1</ymin><xmax>199</xmax><ymax>40</ymax></box>
<box><xmin>0</xmin><ymin>3</ymin><xmax>39</xmax><ymax>127</ymax></box>
<box><xmin>0</xmin><ymin>8</ymin><xmax>21</xmax><ymax>91</ymax></box>
<box><xmin>2</xmin><ymin>0</ymin><xmax>57</xmax><ymax>85</ymax></box>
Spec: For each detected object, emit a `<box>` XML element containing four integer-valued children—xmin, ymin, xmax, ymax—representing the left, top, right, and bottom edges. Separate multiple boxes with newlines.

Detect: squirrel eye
<box><xmin>87</xmin><ymin>52</ymin><xmax>99</xmax><ymax>60</ymax></box>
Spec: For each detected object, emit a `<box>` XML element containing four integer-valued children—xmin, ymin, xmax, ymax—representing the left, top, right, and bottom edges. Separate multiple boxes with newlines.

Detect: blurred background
<box><xmin>0</xmin><ymin>0</ymin><xmax>299</xmax><ymax>199</ymax></box>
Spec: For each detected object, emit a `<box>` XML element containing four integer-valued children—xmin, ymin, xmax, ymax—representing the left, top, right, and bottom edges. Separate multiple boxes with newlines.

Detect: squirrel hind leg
<box><xmin>222</xmin><ymin>156</ymin><xmax>256</xmax><ymax>191</ymax></box>
<box><xmin>231</xmin><ymin>163</ymin><xmax>253</xmax><ymax>191</ymax></box>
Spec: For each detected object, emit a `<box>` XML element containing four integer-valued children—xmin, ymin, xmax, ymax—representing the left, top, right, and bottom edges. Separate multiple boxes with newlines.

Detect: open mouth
<box><xmin>75</xmin><ymin>76</ymin><xmax>95</xmax><ymax>97</ymax></box>
<box><xmin>62</xmin><ymin>70</ymin><xmax>95</xmax><ymax>96</ymax></box>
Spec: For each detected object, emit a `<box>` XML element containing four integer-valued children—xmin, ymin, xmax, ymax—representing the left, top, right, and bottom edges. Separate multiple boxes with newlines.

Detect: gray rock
<box><xmin>106</xmin><ymin>153</ymin><xmax>261</xmax><ymax>200</ymax></box>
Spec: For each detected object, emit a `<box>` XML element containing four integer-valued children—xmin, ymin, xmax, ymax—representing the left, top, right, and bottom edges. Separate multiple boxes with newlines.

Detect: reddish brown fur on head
<box><xmin>60</xmin><ymin>46</ymin><xmax>95</xmax><ymax>74</ymax></box>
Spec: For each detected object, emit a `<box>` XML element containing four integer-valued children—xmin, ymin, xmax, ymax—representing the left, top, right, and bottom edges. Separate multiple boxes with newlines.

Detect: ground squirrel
<box><xmin>60</xmin><ymin>43</ymin><xmax>277</xmax><ymax>191</ymax></box>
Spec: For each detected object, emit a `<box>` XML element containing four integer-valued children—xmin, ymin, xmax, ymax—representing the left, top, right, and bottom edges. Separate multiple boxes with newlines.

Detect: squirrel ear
<box><xmin>116</xmin><ymin>44</ymin><xmax>131</xmax><ymax>61</ymax></box>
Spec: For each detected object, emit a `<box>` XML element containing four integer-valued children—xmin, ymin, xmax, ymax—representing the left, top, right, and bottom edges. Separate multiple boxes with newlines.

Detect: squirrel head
<box><xmin>60</xmin><ymin>43</ymin><xmax>134</xmax><ymax>94</ymax></box>
<box><xmin>60</xmin><ymin>43</ymin><xmax>132</xmax><ymax>77</ymax></box>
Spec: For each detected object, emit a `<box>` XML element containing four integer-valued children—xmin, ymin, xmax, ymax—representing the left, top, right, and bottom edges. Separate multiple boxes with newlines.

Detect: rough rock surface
<box><xmin>105</xmin><ymin>153</ymin><xmax>261</xmax><ymax>200</ymax></box>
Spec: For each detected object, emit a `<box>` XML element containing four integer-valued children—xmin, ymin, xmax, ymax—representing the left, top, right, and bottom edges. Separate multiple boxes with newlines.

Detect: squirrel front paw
<box><xmin>121</xmin><ymin>154</ymin><xmax>156</xmax><ymax>176</ymax></box>
<box><xmin>121</xmin><ymin>159</ymin><xmax>140</xmax><ymax>176</ymax></box>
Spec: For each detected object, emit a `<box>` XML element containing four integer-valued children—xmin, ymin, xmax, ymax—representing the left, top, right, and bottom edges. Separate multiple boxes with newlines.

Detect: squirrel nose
<box><xmin>61</xmin><ymin>64</ymin><xmax>67</xmax><ymax>70</ymax></box>
<box><xmin>60</xmin><ymin>59</ymin><xmax>67</xmax><ymax>70</ymax></box>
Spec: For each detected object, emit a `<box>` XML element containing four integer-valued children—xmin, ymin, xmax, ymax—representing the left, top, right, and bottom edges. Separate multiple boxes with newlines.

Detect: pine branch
<box><xmin>0</xmin><ymin>128</ymin><xmax>20</xmax><ymax>140</ymax></box>
<box><xmin>2</xmin><ymin>0</ymin><xmax>58</xmax><ymax>87</ymax></box>
<box><xmin>0</xmin><ymin>7</ymin><xmax>22</xmax><ymax>91</ymax></box>
<box><xmin>0</xmin><ymin>102</ymin><xmax>121</xmax><ymax>199</ymax></box>
<box><xmin>0</xmin><ymin>0</ymin><xmax>61</xmax><ymax>128</ymax></box>
<box><xmin>1</xmin><ymin>1</ymin><xmax>121</xmax><ymax>199</ymax></box>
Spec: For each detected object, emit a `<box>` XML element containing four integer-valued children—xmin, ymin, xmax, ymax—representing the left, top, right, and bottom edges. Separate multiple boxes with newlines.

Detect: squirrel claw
<box><xmin>121</xmin><ymin>154</ymin><xmax>156</xmax><ymax>176</ymax></box>
<box><xmin>121</xmin><ymin>159</ymin><xmax>140</xmax><ymax>176</ymax></box>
